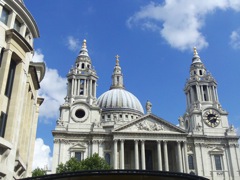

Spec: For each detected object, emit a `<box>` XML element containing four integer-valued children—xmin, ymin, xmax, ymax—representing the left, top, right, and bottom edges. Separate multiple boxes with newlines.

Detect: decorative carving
<box><xmin>64</xmin><ymin>96</ymin><xmax>69</xmax><ymax>103</ymax></box>
<box><xmin>217</xmin><ymin>172</ymin><xmax>223</xmax><ymax>176</ymax></box>
<box><xmin>93</xmin><ymin>119</ymin><xmax>101</xmax><ymax>128</ymax></box>
<box><xmin>56</xmin><ymin>118</ymin><xmax>64</xmax><ymax>126</ymax></box>
<box><xmin>196</xmin><ymin>123</ymin><xmax>202</xmax><ymax>131</ymax></box>
<box><xmin>104</xmin><ymin>142</ymin><xmax>112</xmax><ymax>150</ymax></box>
<box><xmin>54</xmin><ymin>139</ymin><xmax>58</xmax><ymax>143</ymax></box>
<box><xmin>187</xmin><ymin>145</ymin><xmax>193</xmax><ymax>152</ymax></box>
<box><xmin>136</xmin><ymin>120</ymin><xmax>164</xmax><ymax>131</ymax></box>
<box><xmin>226</xmin><ymin>124</ymin><xmax>235</xmax><ymax>133</ymax></box>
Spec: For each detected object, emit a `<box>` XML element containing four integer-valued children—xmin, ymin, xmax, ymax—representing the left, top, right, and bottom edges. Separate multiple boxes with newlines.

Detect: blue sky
<box><xmin>24</xmin><ymin>0</ymin><xmax>240</xmax><ymax>169</ymax></box>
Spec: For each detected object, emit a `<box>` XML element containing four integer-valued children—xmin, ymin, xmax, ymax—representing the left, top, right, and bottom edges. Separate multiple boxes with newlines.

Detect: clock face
<box><xmin>203</xmin><ymin>109</ymin><xmax>221</xmax><ymax>127</ymax></box>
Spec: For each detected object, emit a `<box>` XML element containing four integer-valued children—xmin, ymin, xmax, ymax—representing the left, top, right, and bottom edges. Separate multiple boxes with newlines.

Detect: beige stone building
<box><xmin>52</xmin><ymin>41</ymin><xmax>240</xmax><ymax>180</ymax></box>
<box><xmin>0</xmin><ymin>0</ymin><xmax>45</xmax><ymax>179</ymax></box>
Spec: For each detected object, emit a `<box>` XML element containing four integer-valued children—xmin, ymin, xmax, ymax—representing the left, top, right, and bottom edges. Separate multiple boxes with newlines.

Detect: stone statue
<box><xmin>178</xmin><ymin>116</ymin><xmax>184</xmax><ymax>128</ymax></box>
<box><xmin>146</xmin><ymin>100</ymin><xmax>152</xmax><ymax>114</ymax></box>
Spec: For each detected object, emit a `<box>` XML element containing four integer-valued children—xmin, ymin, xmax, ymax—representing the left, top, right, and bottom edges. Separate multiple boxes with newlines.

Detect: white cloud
<box><xmin>67</xmin><ymin>36</ymin><xmax>80</xmax><ymax>51</ymax></box>
<box><xmin>32</xmin><ymin>138</ymin><xmax>52</xmax><ymax>170</ymax></box>
<box><xmin>127</xmin><ymin>0</ymin><xmax>240</xmax><ymax>51</ymax></box>
<box><xmin>33</xmin><ymin>50</ymin><xmax>67</xmax><ymax>122</ymax></box>
<box><xmin>230</xmin><ymin>29</ymin><xmax>240</xmax><ymax>49</ymax></box>
<box><xmin>32</xmin><ymin>49</ymin><xmax>44</xmax><ymax>62</ymax></box>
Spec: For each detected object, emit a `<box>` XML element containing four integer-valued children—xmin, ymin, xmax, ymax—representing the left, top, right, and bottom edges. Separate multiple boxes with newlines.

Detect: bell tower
<box><xmin>66</xmin><ymin>39</ymin><xmax>98</xmax><ymax>105</ymax></box>
<box><xmin>55</xmin><ymin>39</ymin><xmax>101</xmax><ymax>132</ymax></box>
<box><xmin>181</xmin><ymin>48</ymin><xmax>234</xmax><ymax>136</ymax></box>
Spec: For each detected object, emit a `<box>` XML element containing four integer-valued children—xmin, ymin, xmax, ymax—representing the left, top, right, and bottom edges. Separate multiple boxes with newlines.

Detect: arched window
<box><xmin>105</xmin><ymin>153</ymin><xmax>110</xmax><ymax>165</ymax></box>
<box><xmin>188</xmin><ymin>155</ymin><xmax>194</xmax><ymax>170</ymax></box>
<box><xmin>81</xmin><ymin>63</ymin><xmax>85</xmax><ymax>69</ymax></box>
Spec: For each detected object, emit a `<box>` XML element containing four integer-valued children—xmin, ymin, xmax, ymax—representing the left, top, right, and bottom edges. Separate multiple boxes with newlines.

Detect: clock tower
<box><xmin>182</xmin><ymin>48</ymin><xmax>234</xmax><ymax>136</ymax></box>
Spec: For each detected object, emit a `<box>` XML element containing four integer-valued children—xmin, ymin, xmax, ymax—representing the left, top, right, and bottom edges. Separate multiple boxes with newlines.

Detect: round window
<box><xmin>75</xmin><ymin>109</ymin><xmax>85</xmax><ymax>118</ymax></box>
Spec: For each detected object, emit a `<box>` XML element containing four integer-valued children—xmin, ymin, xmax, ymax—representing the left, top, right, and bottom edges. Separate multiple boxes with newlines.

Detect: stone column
<box><xmin>98</xmin><ymin>140</ymin><xmax>104</xmax><ymax>157</ymax></box>
<box><xmin>196</xmin><ymin>85</ymin><xmax>201</xmax><ymax>101</ymax></box>
<box><xmin>183</xmin><ymin>141</ymin><xmax>189</xmax><ymax>173</ymax></box>
<box><xmin>87</xmin><ymin>141</ymin><xmax>91</xmax><ymax>157</ymax></box>
<box><xmin>157</xmin><ymin>140</ymin><xmax>162</xmax><ymax>171</ymax></box>
<box><xmin>187</xmin><ymin>93</ymin><xmax>190</xmax><ymax>109</ymax></box>
<box><xmin>77</xmin><ymin>79</ymin><xmax>80</xmax><ymax>95</ymax></box>
<box><xmin>141</xmin><ymin>140</ymin><xmax>146</xmax><ymax>170</ymax></box>
<box><xmin>134</xmin><ymin>140</ymin><xmax>139</xmax><ymax>169</ymax></box>
<box><xmin>207</xmin><ymin>86</ymin><xmax>211</xmax><ymax>101</ymax></box>
<box><xmin>211</xmin><ymin>86</ymin><xmax>216</xmax><ymax>102</ymax></box>
<box><xmin>200</xmin><ymin>86</ymin><xmax>204</xmax><ymax>101</ymax></box>
<box><xmin>177</xmin><ymin>141</ymin><xmax>183</xmax><ymax>172</ymax></box>
<box><xmin>88</xmin><ymin>79</ymin><xmax>92</xmax><ymax>97</ymax></box>
<box><xmin>229</xmin><ymin>144</ymin><xmax>238</xmax><ymax>178</ymax></box>
<box><xmin>74</xmin><ymin>79</ymin><xmax>77</xmax><ymax>95</ymax></box>
<box><xmin>215</xmin><ymin>87</ymin><xmax>219</xmax><ymax>101</ymax></box>
<box><xmin>190</xmin><ymin>87</ymin><xmax>195</xmax><ymax>103</ymax></box>
<box><xmin>84</xmin><ymin>79</ymin><xmax>87</xmax><ymax>96</ymax></box>
<box><xmin>0</xmin><ymin>49</ymin><xmax>12</xmax><ymax>95</ymax></box>
<box><xmin>163</xmin><ymin>141</ymin><xmax>169</xmax><ymax>171</ymax></box>
<box><xmin>92</xmin><ymin>140</ymin><xmax>98</xmax><ymax>154</ymax></box>
<box><xmin>120</xmin><ymin>140</ymin><xmax>125</xmax><ymax>169</ymax></box>
<box><xmin>114</xmin><ymin>140</ymin><xmax>118</xmax><ymax>169</ymax></box>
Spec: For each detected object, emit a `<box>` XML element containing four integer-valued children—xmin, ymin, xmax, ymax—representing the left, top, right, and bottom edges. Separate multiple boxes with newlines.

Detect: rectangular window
<box><xmin>0</xmin><ymin>7</ymin><xmax>9</xmax><ymax>25</ymax></box>
<box><xmin>14</xmin><ymin>18</ymin><xmax>21</xmax><ymax>32</ymax></box>
<box><xmin>188</xmin><ymin>155</ymin><xmax>194</xmax><ymax>170</ymax></box>
<box><xmin>0</xmin><ymin>47</ymin><xmax>5</xmax><ymax>67</ymax></box>
<box><xmin>105</xmin><ymin>153</ymin><xmax>110</xmax><ymax>165</ymax></box>
<box><xmin>0</xmin><ymin>112</ymin><xmax>7</xmax><ymax>137</ymax></box>
<box><xmin>5</xmin><ymin>60</ymin><xmax>16</xmax><ymax>98</ymax></box>
<box><xmin>214</xmin><ymin>155</ymin><xmax>222</xmax><ymax>170</ymax></box>
<box><xmin>75</xmin><ymin>152</ymin><xmax>81</xmax><ymax>161</ymax></box>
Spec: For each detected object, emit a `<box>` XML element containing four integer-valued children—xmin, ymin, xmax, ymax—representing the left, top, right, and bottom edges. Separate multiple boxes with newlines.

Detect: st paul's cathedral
<box><xmin>52</xmin><ymin>40</ymin><xmax>240</xmax><ymax>180</ymax></box>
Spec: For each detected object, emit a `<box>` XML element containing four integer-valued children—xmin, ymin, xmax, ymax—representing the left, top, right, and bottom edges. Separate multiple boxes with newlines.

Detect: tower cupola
<box><xmin>75</xmin><ymin>39</ymin><xmax>92</xmax><ymax>70</ymax></box>
<box><xmin>190</xmin><ymin>47</ymin><xmax>207</xmax><ymax>78</ymax></box>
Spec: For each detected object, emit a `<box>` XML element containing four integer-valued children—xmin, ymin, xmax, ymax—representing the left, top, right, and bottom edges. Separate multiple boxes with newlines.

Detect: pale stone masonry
<box><xmin>52</xmin><ymin>41</ymin><xmax>240</xmax><ymax>180</ymax></box>
<box><xmin>0</xmin><ymin>0</ymin><xmax>45</xmax><ymax>179</ymax></box>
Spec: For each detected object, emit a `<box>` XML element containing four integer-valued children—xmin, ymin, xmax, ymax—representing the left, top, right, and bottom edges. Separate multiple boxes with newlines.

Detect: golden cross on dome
<box><xmin>82</xmin><ymin>39</ymin><xmax>87</xmax><ymax>48</ymax></box>
<box><xmin>193</xmin><ymin>47</ymin><xmax>198</xmax><ymax>55</ymax></box>
<box><xmin>115</xmin><ymin>54</ymin><xmax>120</xmax><ymax>65</ymax></box>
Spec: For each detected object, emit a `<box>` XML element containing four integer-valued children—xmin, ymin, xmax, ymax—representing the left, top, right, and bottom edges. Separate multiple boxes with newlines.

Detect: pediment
<box><xmin>113</xmin><ymin>114</ymin><xmax>186</xmax><ymax>134</ymax></box>
<box><xmin>69</xmin><ymin>143</ymin><xmax>86</xmax><ymax>150</ymax></box>
<box><xmin>209</xmin><ymin>147</ymin><xmax>224</xmax><ymax>154</ymax></box>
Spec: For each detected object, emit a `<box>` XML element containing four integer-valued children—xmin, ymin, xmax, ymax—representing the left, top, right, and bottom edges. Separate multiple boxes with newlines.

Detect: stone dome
<box><xmin>97</xmin><ymin>88</ymin><xmax>144</xmax><ymax>114</ymax></box>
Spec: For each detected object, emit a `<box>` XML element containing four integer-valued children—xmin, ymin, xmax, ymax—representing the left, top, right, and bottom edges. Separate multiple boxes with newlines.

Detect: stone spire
<box><xmin>110</xmin><ymin>55</ymin><xmax>124</xmax><ymax>90</ymax></box>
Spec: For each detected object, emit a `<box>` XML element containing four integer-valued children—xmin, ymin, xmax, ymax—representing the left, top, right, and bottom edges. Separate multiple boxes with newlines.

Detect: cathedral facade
<box><xmin>52</xmin><ymin>40</ymin><xmax>240</xmax><ymax>180</ymax></box>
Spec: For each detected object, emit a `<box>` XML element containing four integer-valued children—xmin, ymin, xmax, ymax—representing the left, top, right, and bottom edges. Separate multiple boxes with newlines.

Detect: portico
<box><xmin>113</xmin><ymin>136</ymin><xmax>188</xmax><ymax>172</ymax></box>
